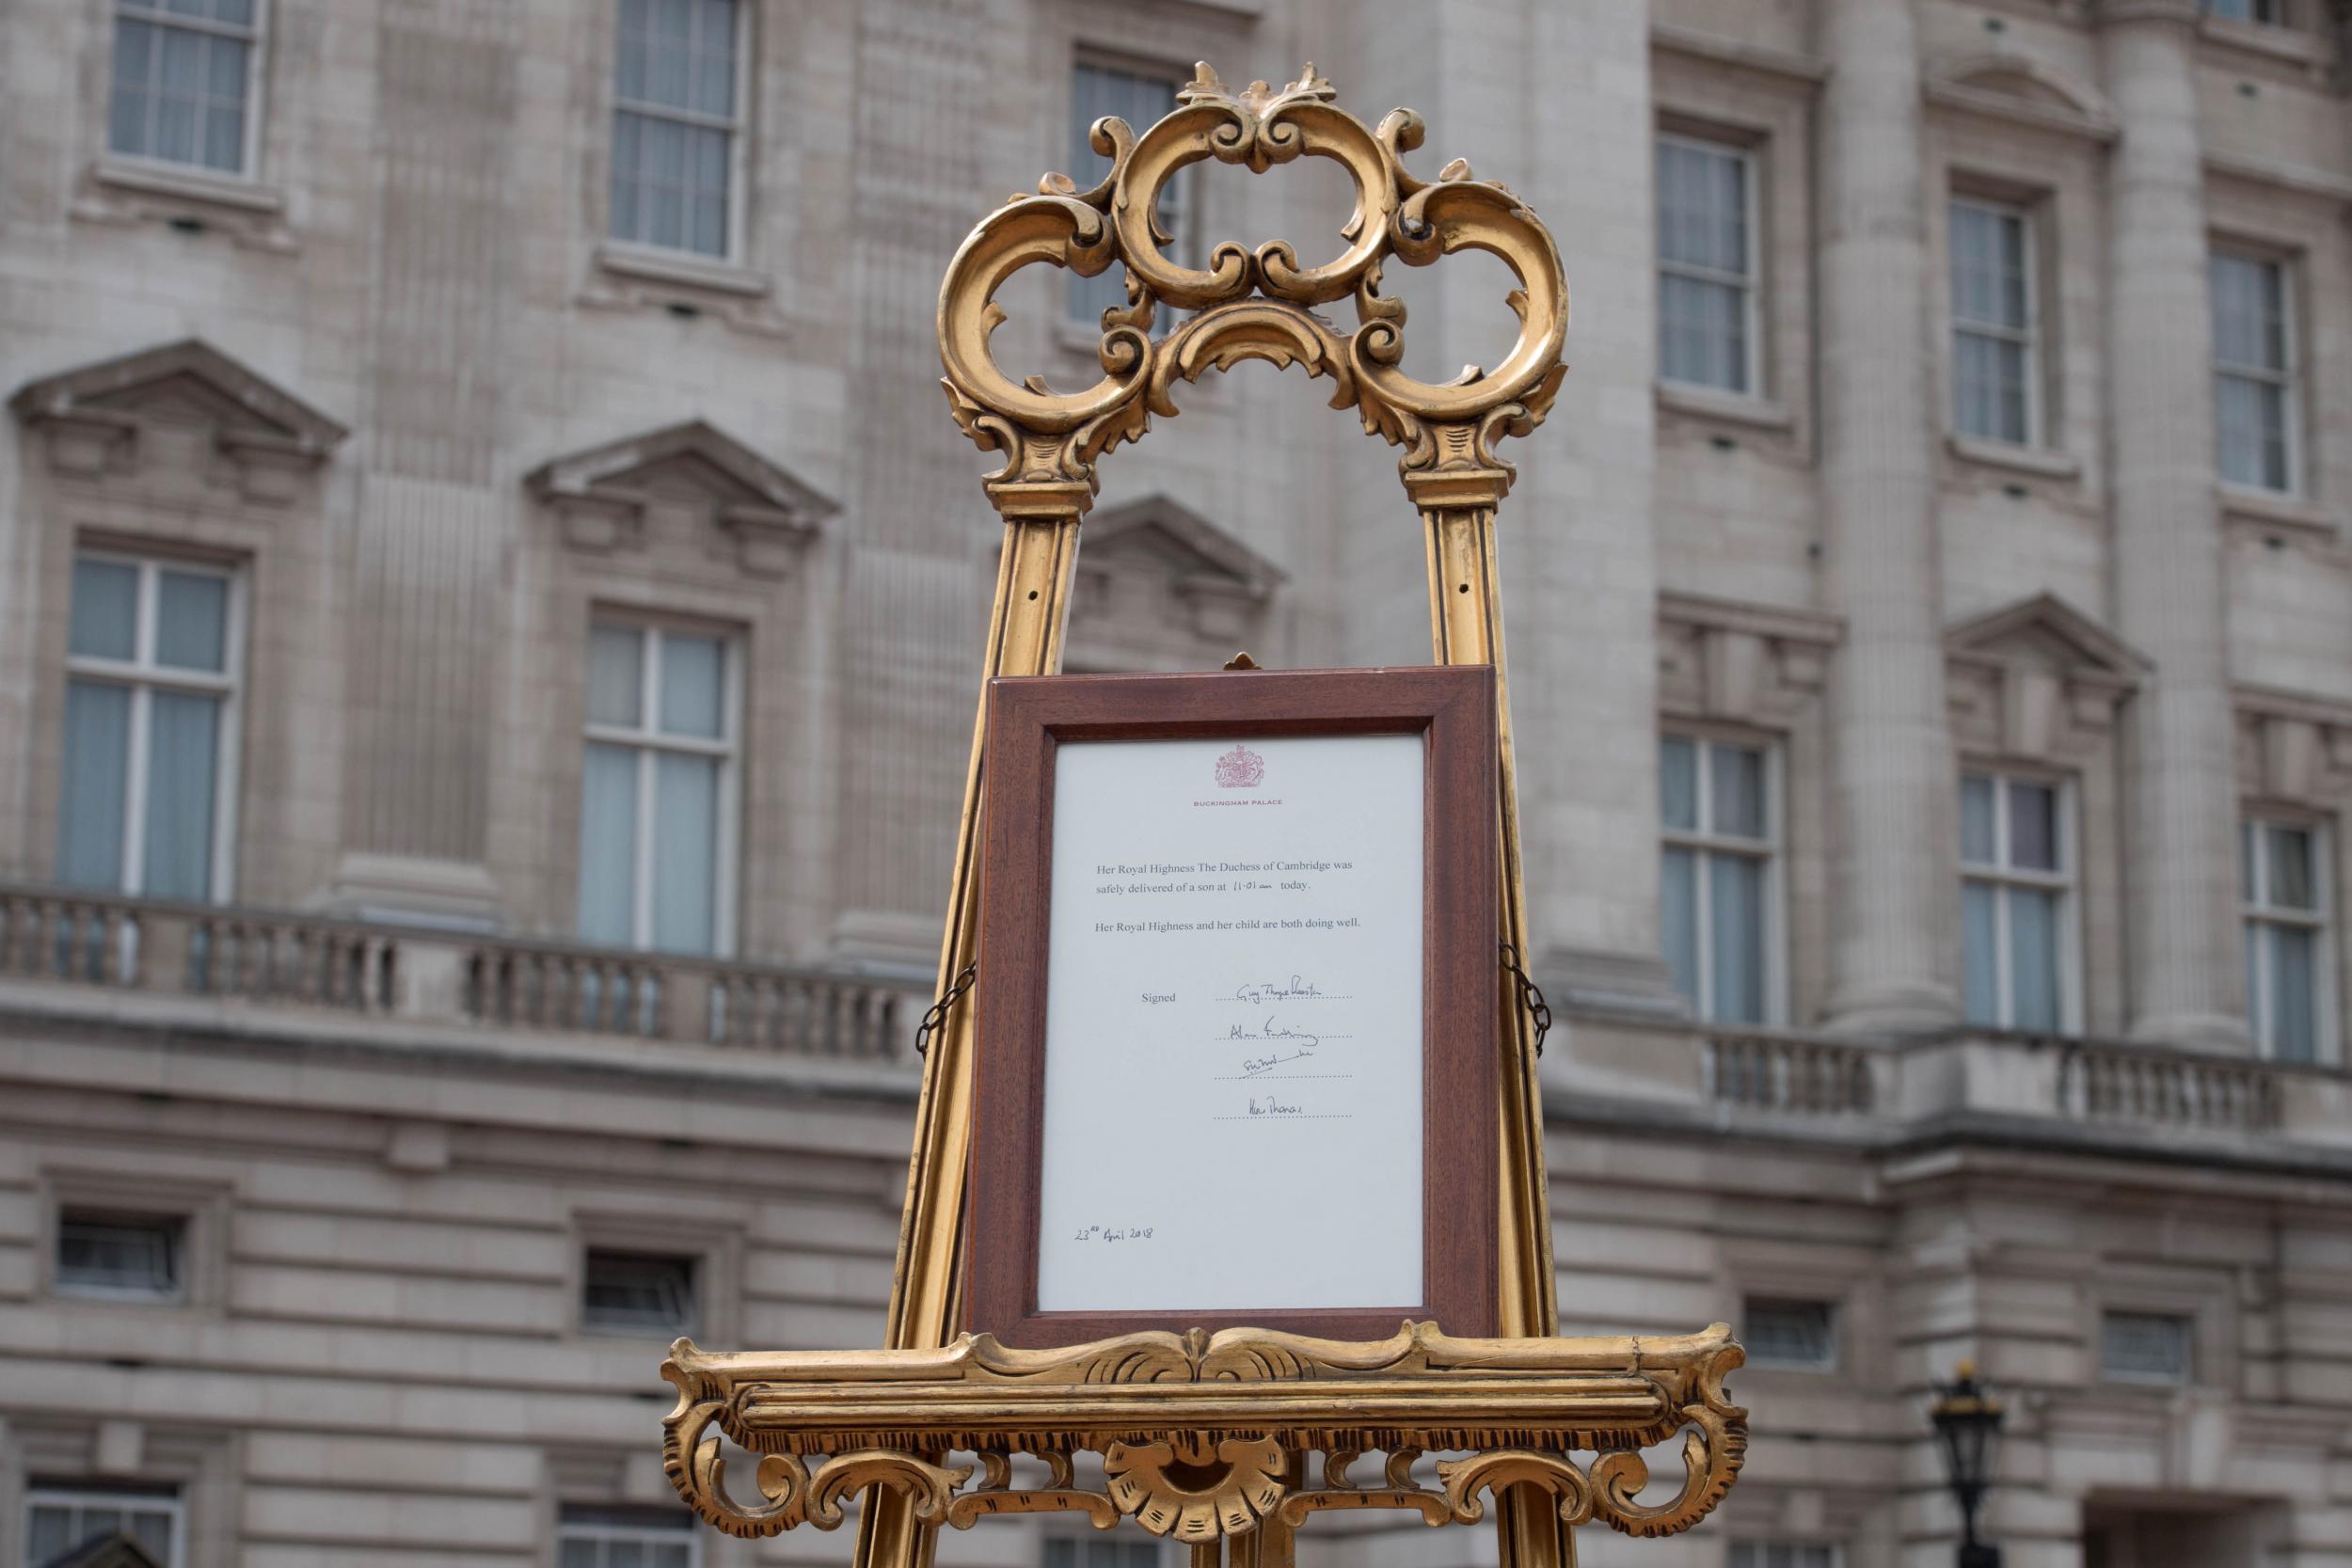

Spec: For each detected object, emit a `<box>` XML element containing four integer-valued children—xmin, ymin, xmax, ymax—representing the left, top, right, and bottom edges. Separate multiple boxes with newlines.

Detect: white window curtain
<box><xmin>611</xmin><ymin>0</ymin><xmax>740</xmax><ymax>258</ymax></box>
<box><xmin>2244</xmin><ymin>818</ymin><xmax>2331</xmax><ymax>1063</ymax></box>
<box><xmin>1660</xmin><ymin>736</ymin><xmax>1776</xmax><ymax>1023</ymax></box>
<box><xmin>57</xmin><ymin>554</ymin><xmax>239</xmax><ymax>903</ymax></box>
<box><xmin>2211</xmin><ymin>250</ymin><xmax>2295</xmax><ymax>493</ymax></box>
<box><xmin>1961</xmin><ymin>771</ymin><xmax>2075</xmax><ymax>1033</ymax></box>
<box><xmin>1949</xmin><ymin>199</ymin><xmax>2036</xmax><ymax>445</ymax></box>
<box><xmin>109</xmin><ymin>0</ymin><xmax>260</xmax><ymax>175</ymax></box>
<box><xmin>1067</xmin><ymin>62</ymin><xmax>1184</xmax><ymax>329</ymax></box>
<box><xmin>1656</xmin><ymin>135</ymin><xmax>1756</xmax><ymax>395</ymax></box>
<box><xmin>578</xmin><ymin>622</ymin><xmax>737</xmax><ymax>954</ymax></box>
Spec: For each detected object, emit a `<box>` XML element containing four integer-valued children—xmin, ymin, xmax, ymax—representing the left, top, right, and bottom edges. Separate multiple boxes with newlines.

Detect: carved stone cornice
<box><xmin>661</xmin><ymin>1320</ymin><xmax>1744</xmax><ymax>1545</ymax></box>
<box><xmin>935</xmin><ymin>63</ymin><xmax>1568</xmax><ymax>521</ymax></box>
<box><xmin>523</xmin><ymin>420</ymin><xmax>837</xmax><ymax>577</ymax></box>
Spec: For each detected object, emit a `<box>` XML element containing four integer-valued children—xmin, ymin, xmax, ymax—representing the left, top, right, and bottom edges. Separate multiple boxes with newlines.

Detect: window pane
<box><xmin>2265</xmin><ymin>824</ymin><xmax>2315</xmax><ymax>910</ymax></box>
<box><xmin>1659</xmin><ymin>736</ymin><xmax>1697</xmax><ymax>832</ymax></box>
<box><xmin>652</xmin><ymin>752</ymin><xmax>719</xmax><ymax>953</ymax></box>
<box><xmin>1954</xmin><ymin>332</ymin><xmax>2030</xmax><ymax>443</ymax></box>
<box><xmin>58</xmin><ymin>1212</ymin><xmax>182</xmax><ymax>1291</ymax></box>
<box><xmin>2007</xmin><ymin>780</ymin><xmax>2058</xmax><ymax>871</ymax></box>
<box><xmin>2246</xmin><ymin>921</ymin><xmax>2265</xmax><ymax>1042</ymax></box>
<box><xmin>71</xmin><ymin>559</ymin><xmax>141</xmax><ymax>660</ymax></box>
<box><xmin>578</xmin><ymin>742</ymin><xmax>640</xmax><ymax>944</ymax></box>
<box><xmin>1708</xmin><ymin>852</ymin><xmax>1766</xmax><ymax>1024</ymax></box>
<box><xmin>692</xmin><ymin>0</ymin><xmax>735</xmax><ymax>117</ymax></box>
<box><xmin>201</xmin><ymin>40</ymin><xmax>247</xmax><ymax>172</ymax></box>
<box><xmin>2241</xmin><ymin>819</ymin><xmax>2258</xmax><ymax>901</ymax></box>
<box><xmin>2269</xmin><ymin>924</ymin><xmax>2318</xmax><ymax>1063</ymax></box>
<box><xmin>1708</xmin><ymin>744</ymin><xmax>1766</xmax><ymax>839</ymax></box>
<box><xmin>1658</xmin><ymin>140</ymin><xmax>1747</xmax><ymax>275</ymax></box>
<box><xmin>27</xmin><ymin>1503</ymin><xmax>73</xmax><ymax>1561</ymax></box>
<box><xmin>1960</xmin><ymin>774</ymin><xmax>1995</xmax><ymax>864</ymax></box>
<box><xmin>1659</xmin><ymin>273</ymin><xmax>1747</xmax><ymax>393</ymax></box>
<box><xmin>155</xmin><ymin>24</ymin><xmax>201</xmax><ymax>163</ymax></box>
<box><xmin>612</xmin><ymin>1542</ymin><xmax>647</xmax><ymax>1568</ymax></box>
<box><xmin>111</xmin><ymin>19</ymin><xmax>156</xmax><ymax>156</ymax></box>
<box><xmin>143</xmin><ymin>689</ymin><xmax>221</xmax><ymax>901</ymax></box>
<box><xmin>59</xmin><ymin>679</ymin><xmax>133</xmax><ymax>891</ymax></box>
<box><xmin>658</xmin><ymin>634</ymin><xmax>723</xmax><ymax>737</ymax></box>
<box><xmin>130</xmin><ymin>1507</ymin><xmax>175</xmax><ymax>1558</ymax></box>
<box><xmin>1661</xmin><ymin>846</ymin><xmax>1698</xmax><ymax>1009</ymax></box>
<box><xmin>583</xmin><ymin>1249</ymin><xmax>697</xmax><ymax>1332</ymax></box>
<box><xmin>2211</xmin><ymin>253</ymin><xmax>2283</xmax><ymax>372</ymax></box>
<box><xmin>2010</xmin><ymin>886</ymin><xmax>2060</xmax><ymax>1031</ymax></box>
<box><xmin>156</xmin><ymin>569</ymin><xmax>229</xmax><ymax>671</ymax></box>
<box><xmin>1743</xmin><ymin>1297</ymin><xmax>1835</xmax><ymax>1368</ymax></box>
<box><xmin>560</xmin><ymin>1541</ymin><xmax>599</xmax><ymax>1568</ymax></box>
<box><xmin>588</xmin><ymin>626</ymin><xmax>644</xmax><ymax>727</ymax></box>
<box><xmin>1963</xmin><ymin>879</ymin><xmax>1998</xmax><ymax>1025</ymax></box>
<box><xmin>2102</xmin><ymin>1310</ymin><xmax>2191</xmax><ymax>1383</ymax></box>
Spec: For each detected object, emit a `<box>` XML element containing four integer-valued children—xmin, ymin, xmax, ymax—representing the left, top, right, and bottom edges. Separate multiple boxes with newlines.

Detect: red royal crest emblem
<box><xmin>1214</xmin><ymin>743</ymin><xmax>1265</xmax><ymax>790</ymax></box>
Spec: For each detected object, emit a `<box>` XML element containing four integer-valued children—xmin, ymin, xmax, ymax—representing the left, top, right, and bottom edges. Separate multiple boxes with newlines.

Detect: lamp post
<box><xmin>1929</xmin><ymin>1359</ymin><xmax>2005</xmax><ymax>1568</ymax></box>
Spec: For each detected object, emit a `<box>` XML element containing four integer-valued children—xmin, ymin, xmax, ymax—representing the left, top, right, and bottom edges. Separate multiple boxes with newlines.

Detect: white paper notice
<box><xmin>1034</xmin><ymin>733</ymin><xmax>1424</xmax><ymax>1315</ymax></box>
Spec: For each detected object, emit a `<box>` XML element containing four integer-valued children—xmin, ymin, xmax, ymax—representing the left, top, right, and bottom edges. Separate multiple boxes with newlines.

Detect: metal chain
<box><xmin>1499</xmin><ymin>941</ymin><xmax>1551</xmax><ymax>1057</ymax></box>
<box><xmin>914</xmin><ymin>961</ymin><xmax>978</xmax><ymax>1057</ymax></box>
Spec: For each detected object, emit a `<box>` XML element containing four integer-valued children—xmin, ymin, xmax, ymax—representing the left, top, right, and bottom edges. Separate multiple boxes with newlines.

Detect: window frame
<box><xmin>2241</xmin><ymin>814</ymin><xmax>2335</xmax><ymax>1065</ymax></box>
<box><xmin>2099</xmin><ymin>1308</ymin><xmax>2196</xmax><ymax>1387</ymax></box>
<box><xmin>579</xmin><ymin>1245</ymin><xmax>701</xmax><ymax>1338</ymax></box>
<box><xmin>107</xmin><ymin>0</ymin><xmax>269</xmax><ymax>182</ymax></box>
<box><xmin>555</xmin><ymin>1503</ymin><xmax>704</xmax><ymax>1568</ymax></box>
<box><xmin>1947</xmin><ymin>195</ymin><xmax>2042</xmax><ymax>448</ymax></box>
<box><xmin>1739</xmin><ymin>1294</ymin><xmax>1839</xmax><ymax>1373</ymax></box>
<box><xmin>1065</xmin><ymin>53</ymin><xmax>1195</xmax><ymax>332</ymax></box>
<box><xmin>1660</xmin><ymin>732</ymin><xmax>1785</xmax><ymax>1026</ymax></box>
<box><xmin>2210</xmin><ymin>245</ymin><xmax>2301</xmax><ymax>498</ymax></box>
<box><xmin>53</xmin><ymin>1208</ymin><xmax>188</xmax><ymax>1304</ymax></box>
<box><xmin>1959</xmin><ymin>768</ymin><xmax>2082</xmax><ymax>1035</ymax></box>
<box><xmin>61</xmin><ymin>548</ymin><xmax>246</xmax><ymax>904</ymax></box>
<box><xmin>2202</xmin><ymin>0</ymin><xmax>2289</xmax><ymax>24</ymax></box>
<box><xmin>607</xmin><ymin>0</ymin><xmax>754</xmax><ymax>262</ymax></box>
<box><xmin>1654</xmin><ymin>129</ymin><xmax>1764</xmax><ymax>399</ymax></box>
<box><xmin>23</xmin><ymin>1481</ymin><xmax>186</xmax><ymax>1567</ymax></box>
<box><xmin>579</xmin><ymin>616</ymin><xmax>742</xmax><ymax>957</ymax></box>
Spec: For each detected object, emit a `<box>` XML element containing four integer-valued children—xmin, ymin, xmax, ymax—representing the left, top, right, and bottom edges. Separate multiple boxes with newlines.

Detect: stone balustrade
<box><xmin>1703</xmin><ymin>1030</ymin><xmax>1882</xmax><ymax>1115</ymax></box>
<box><xmin>0</xmin><ymin>881</ymin><xmax>924</xmax><ymax>1059</ymax></box>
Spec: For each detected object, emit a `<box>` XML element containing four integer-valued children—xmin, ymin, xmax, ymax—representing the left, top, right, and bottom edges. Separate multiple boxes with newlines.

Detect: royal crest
<box><xmin>1215</xmin><ymin>743</ymin><xmax>1265</xmax><ymax>790</ymax></box>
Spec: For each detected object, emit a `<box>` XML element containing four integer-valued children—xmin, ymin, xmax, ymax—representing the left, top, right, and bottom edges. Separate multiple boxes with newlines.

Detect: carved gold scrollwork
<box><xmin>936</xmin><ymin>62</ymin><xmax>1570</xmax><ymax>515</ymax></box>
<box><xmin>660</xmin><ymin>1324</ymin><xmax>1745</xmax><ymax>1544</ymax></box>
<box><xmin>1104</xmin><ymin>1433</ymin><xmax>1288</xmax><ymax>1542</ymax></box>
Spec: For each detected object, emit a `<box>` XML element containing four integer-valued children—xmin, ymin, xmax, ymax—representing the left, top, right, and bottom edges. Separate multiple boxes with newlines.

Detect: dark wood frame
<box><xmin>967</xmin><ymin>665</ymin><xmax>1499</xmax><ymax>1348</ymax></box>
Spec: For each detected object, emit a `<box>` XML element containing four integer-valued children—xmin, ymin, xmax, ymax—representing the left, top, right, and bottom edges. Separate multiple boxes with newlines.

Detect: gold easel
<box><xmin>659</xmin><ymin>64</ymin><xmax>1745</xmax><ymax>1568</ymax></box>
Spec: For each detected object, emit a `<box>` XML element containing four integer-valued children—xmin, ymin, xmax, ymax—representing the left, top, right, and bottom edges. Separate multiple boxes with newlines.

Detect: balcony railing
<box><xmin>1704</xmin><ymin>1031</ymin><xmax>1880</xmax><ymax>1115</ymax></box>
<box><xmin>0</xmin><ymin>882</ymin><xmax>923</xmax><ymax>1060</ymax></box>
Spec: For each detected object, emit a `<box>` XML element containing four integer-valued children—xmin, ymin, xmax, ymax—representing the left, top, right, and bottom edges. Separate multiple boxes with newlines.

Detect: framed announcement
<box><xmin>967</xmin><ymin>665</ymin><xmax>1498</xmax><ymax>1348</ymax></box>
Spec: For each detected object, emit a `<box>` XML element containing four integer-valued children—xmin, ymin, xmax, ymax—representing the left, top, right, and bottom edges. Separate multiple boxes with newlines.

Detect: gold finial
<box><xmin>1223</xmin><ymin>651</ymin><xmax>1263</xmax><ymax>671</ymax></box>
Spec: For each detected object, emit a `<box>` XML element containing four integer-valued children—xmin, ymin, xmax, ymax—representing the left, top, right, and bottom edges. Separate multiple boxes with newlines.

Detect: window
<box><xmin>108</xmin><ymin>0</ymin><xmax>261</xmax><ymax>176</ymax></box>
<box><xmin>1660</xmin><ymin>736</ymin><xmax>1777</xmax><ymax>1024</ymax></box>
<box><xmin>2243</xmin><ymin>819</ymin><xmax>2331</xmax><ymax>1064</ymax></box>
<box><xmin>1729</xmin><ymin>1545</ymin><xmax>1837</xmax><ymax>1568</ymax></box>
<box><xmin>1656</xmin><ymin>135</ymin><xmax>1758</xmax><ymax>395</ymax></box>
<box><xmin>2211</xmin><ymin>249</ymin><xmax>2296</xmax><ymax>493</ymax></box>
<box><xmin>55</xmin><ymin>1210</ymin><xmax>185</xmax><ymax>1301</ymax></box>
<box><xmin>58</xmin><ymin>553</ymin><xmax>240</xmax><ymax>903</ymax></box>
<box><xmin>1742</xmin><ymin>1297</ymin><xmax>1837</xmax><ymax>1371</ymax></box>
<box><xmin>1949</xmin><ymin>198</ymin><xmax>2039</xmax><ymax>445</ymax></box>
<box><xmin>2203</xmin><ymin>0</ymin><xmax>2286</xmax><ymax>22</ymax></box>
<box><xmin>1068</xmin><ymin>62</ymin><xmax>1186</xmax><ymax>329</ymax></box>
<box><xmin>579</xmin><ymin>621</ymin><xmax>737</xmax><ymax>955</ymax></box>
<box><xmin>611</xmin><ymin>0</ymin><xmax>743</xmax><ymax>258</ymax></box>
<box><xmin>2101</xmin><ymin>1310</ymin><xmax>2192</xmax><ymax>1386</ymax></box>
<box><xmin>24</xmin><ymin>1481</ymin><xmax>183</xmax><ymax>1566</ymax></box>
<box><xmin>581</xmin><ymin>1249</ymin><xmax>697</xmax><ymax>1336</ymax></box>
<box><xmin>558</xmin><ymin>1505</ymin><xmax>701</xmax><ymax>1568</ymax></box>
<box><xmin>1045</xmin><ymin>1536</ymin><xmax>1166</xmax><ymax>1568</ymax></box>
<box><xmin>1961</xmin><ymin>772</ymin><xmax>2074</xmax><ymax>1033</ymax></box>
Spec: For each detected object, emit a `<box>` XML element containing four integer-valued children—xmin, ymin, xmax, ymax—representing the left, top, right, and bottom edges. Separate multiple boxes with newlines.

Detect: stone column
<box><xmin>1816</xmin><ymin>0</ymin><xmax>1958</xmax><ymax>1032</ymax></box>
<box><xmin>2099</xmin><ymin>2</ymin><xmax>2249</xmax><ymax>1050</ymax></box>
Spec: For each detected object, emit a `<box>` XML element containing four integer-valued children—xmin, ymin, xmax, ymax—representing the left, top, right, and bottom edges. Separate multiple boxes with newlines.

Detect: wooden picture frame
<box><xmin>967</xmin><ymin>665</ymin><xmax>1498</xmax><ymax>1348</ymax></box>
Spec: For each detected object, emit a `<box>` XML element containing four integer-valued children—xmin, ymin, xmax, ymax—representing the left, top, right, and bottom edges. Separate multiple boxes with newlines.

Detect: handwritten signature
<box><xmin>1223</xmin><ymin>974</ymin><xmax>1325</xmax><ymax>1004</ymax></box>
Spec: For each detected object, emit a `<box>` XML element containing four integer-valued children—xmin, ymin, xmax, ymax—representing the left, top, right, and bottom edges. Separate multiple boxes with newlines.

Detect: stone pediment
<box><xmin>1083</xmin><ymin>494</ymin><xmax>1288</xmax><ymax>603</ymax></box>
<box><xmin>1925</xmin><ymin>54</ymin><xmax>2118</xmax><ymax>142</ymax></box>
<box><xmin>9</xmin><ymin>338</ymin><xmax>346</xmax><ymax>498</ymax></box>
<box><xmin>523</xmin><ymin>420</ymin><xmax>838</xmax><ymax>577</ymax></box>
<box><xmin>37</xmin><ymin>1532</ymin><xmax>166</xmax><ymax>1568</ymax></box>
<box><xmin>1946</xmin><ymin>593</ymin><xmax>2148</xmax><ymax>760</ymax></box>
<box><xmin>1946</xmin><ymin>592</ymin><xmax>2149</xmax><ymax>683</ymax></box>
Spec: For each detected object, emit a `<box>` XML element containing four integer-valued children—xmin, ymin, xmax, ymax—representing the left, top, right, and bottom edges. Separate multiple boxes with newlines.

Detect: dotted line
<box><xmin>1214</xmin><ymin>1073</ymin><xmax>1355</xmax><ymax>1081</ymax></box>
<box><xmin>1213</xmin><ymin>1114</ymin><xmax>1355</xmax><ymax>1120</ymax></box>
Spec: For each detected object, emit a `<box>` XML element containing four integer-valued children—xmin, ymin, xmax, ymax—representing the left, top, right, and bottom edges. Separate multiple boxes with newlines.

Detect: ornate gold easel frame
<box><xmin>660</xmin><ymin>65</ymin><xmax>1747</xmax><ymax>1568</ymax></box>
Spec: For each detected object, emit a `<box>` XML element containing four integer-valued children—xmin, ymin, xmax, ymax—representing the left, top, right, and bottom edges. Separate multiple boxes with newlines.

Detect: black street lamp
<box><xmin>1929</xmin><ymin>1359</ymin><xmax>2006</xmax><ymax>1568</ymax></box>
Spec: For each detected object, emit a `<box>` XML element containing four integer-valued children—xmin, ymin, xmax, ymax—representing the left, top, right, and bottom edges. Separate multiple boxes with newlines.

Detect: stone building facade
<box><xmin>3</xmin><ymin>0</ymin><xmax>2351</xmax><ymax>1564</ymax></box>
